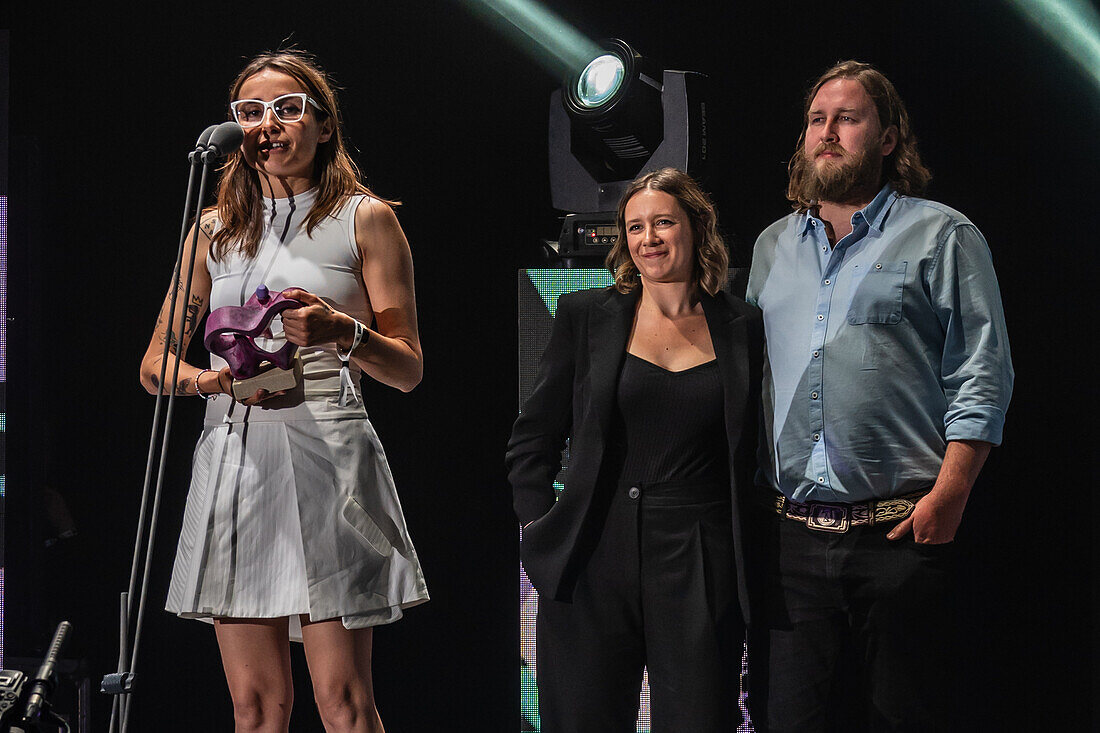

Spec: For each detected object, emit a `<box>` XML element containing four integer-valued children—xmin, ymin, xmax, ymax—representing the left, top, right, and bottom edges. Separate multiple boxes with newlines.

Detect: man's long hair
<box><xmin>787</xmin><ymin>60</ymin><xmax>931</xmax><ymax>212</ymax></box>
<box><xmin>210</xmin><ymin>49</ymin><xmax>396</xmax><ymax>260</ymax></box>
<box><xmin>607</xmin><ymin>167</ymin><xmax>728</xmax><ymax>296</ymax></box>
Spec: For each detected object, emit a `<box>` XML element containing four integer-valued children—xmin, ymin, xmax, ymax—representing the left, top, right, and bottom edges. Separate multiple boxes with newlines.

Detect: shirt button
<box><xmin>817</xmin><ymin>476</ymin><xmax>826</xmax><ymax>484</ymax></box>
<box><xmin>875</xmin><ymin>263</ymin><xmax>883</xmax><ymax>269</ymax></box>
<box><xmin>817</xmin><ymin>314</ymin><xmax>824</xmax><ymax>321</ymax></box>
<box><xmin>628</xmin><ymin>486</ymin><xmax>640</xmax><ymax>499</ymax></box>
<box><xmin>813</xmin><ymin>433</ymin><xmax>820</xmax><ymax>441</ymax></box>
<box><xmin>811</xmin><ymin>391</ymin><xmax>819</xmax><ymax>399</ymax></box>
<box><xmin>822</xmin><ymin>246</ymin><xmax>827</xmax><ymax>252</ymax></box>
<box><xmin>812</xmin><ymin>350</ymin><xmax>820</xmax><ymax>358</ymax></box>
<box><xmin>824</xmin><ymin>279</ymin><xmax>830</xmax><ymax>285</ymax></box>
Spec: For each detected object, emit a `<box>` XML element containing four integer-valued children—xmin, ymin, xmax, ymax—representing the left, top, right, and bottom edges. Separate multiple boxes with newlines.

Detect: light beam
<box><xmin>458</xmin><ymin>0</ymin><xmax>604</xmax><ymax>77</ymax></box>
<box><xmin>1006</xmin><ymin>0</ymin><xmax>1100</xmax><ymax>92</ymax></box>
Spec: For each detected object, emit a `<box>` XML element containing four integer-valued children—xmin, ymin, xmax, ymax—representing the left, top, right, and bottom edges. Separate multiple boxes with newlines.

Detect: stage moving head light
<box><xmin>561</xmin><ymin>39</ymin><xmax>664</xmax><ymax>185</ymax></box>
<box><xmin>549</xmin><ymin>40</ymin><xmax>708</xmax><ymax>262</ymax></box>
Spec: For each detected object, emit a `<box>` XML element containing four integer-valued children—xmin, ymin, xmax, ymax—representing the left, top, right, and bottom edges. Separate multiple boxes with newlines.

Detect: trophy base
<box><xmin>231</xmin><ymin>356</ymin><xmax>303</xmax><ymax>400</ymax></box>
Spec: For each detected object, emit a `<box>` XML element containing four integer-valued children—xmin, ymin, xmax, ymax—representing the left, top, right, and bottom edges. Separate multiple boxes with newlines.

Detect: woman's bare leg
<box><xmin>214</xmin><ymin>617</ymin><xmax>294</xmax><ymax>733</ymax></box>
<box><xmin>300</xmin><ymin>616</ymin><xmax>383</xmax><ymax>733</ymax></box>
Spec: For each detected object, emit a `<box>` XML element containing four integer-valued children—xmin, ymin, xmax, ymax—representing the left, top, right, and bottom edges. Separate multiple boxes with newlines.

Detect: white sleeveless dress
<box><xmin>165</xmin><ymin>188</ymin><xmax>429</xmax><ymax>641</ymax></box>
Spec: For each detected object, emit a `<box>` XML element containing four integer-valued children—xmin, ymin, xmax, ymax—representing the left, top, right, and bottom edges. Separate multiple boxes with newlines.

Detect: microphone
<box><xmin>188</xmin><ymin>124</ymin><xmax>219</xmax><ymax>163</ymax></box>
<box><xmin>203</xmin><ymin>121</ymin><xmax>245</xmax><ymax>161</ymax></box>
<box><xmin>195</xmin><ymin>124</ymin><xmax>218</xmax><ymax>150</ymax></box>
<box><xmin>21</xmin><ymin>621</ymin><xmax>71</xmax><ymax>723</ymax></box>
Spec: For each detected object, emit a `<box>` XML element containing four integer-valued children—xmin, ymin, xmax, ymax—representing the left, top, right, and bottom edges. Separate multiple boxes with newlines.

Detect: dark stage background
<box><xmin>4</xmin><ymin>0</ymin><xmax>1096</xmax><ymax>729</ymax></box>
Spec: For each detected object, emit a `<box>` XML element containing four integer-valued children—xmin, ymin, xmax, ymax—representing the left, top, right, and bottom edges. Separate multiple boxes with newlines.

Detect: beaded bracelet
<box><xmin>194</xmin><ymin>369</ymin><xmax>217</xmax><ymax>400</ymax></box>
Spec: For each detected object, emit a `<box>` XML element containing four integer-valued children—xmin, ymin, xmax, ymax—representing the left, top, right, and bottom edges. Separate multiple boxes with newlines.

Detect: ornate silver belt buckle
<box><xmin>806</xmin><ymin>504</ymin><xmax>850</xmax><ymax>533</ymax></box>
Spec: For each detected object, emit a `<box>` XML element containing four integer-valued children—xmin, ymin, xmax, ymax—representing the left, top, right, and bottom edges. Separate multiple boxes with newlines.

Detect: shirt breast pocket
<box><xmin>846</xmin><ymin>261</ymin><xmax>907</xmax><ymax>325</ymax></box>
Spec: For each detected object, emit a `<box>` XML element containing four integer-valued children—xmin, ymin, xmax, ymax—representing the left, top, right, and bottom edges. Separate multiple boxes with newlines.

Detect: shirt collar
<box><xmin>862</xmin><ymin>184</ymin><xmax>897</xmax><ymax>234</ymax></box>
<box><xmin>799</xmin><ymin>183</ymin><xmax>899</xmax><ymax>238</ymax></box>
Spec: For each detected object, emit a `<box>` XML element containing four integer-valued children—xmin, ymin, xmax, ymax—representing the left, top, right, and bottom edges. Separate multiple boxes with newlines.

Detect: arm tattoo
<box><xmin>175</xmin><ymin>376</ymin><xmax>192</xmax><ymax>396</ymax></box>
<box><xmin>183</xmin><ymin>294</ymin><xmax>203</xmax><ymax>337</ymax></box>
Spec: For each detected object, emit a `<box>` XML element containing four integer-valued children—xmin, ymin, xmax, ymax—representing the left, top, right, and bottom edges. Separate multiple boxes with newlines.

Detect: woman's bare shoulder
<box><xmin>198</xmin><ymin>208</ymin><xmax>221</xmax><ymax>240</ymax></box>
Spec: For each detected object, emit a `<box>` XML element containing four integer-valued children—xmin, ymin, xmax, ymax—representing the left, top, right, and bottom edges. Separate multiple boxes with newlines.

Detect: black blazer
<box><xmin>506</xmin><ymin>286</ymin><xmax>763</xmax><ymax>625</ymax></box>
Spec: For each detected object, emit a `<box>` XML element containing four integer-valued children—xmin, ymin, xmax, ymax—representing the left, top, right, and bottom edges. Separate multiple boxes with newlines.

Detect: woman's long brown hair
<box><xmin>210</xmin><ymin>49</ymin><xmax>397</xmax><ymax>260</ymax></box>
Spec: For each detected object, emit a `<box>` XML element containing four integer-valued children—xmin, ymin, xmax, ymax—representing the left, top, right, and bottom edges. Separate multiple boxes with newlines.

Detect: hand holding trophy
<box><xmin>204</xmin><ymin>284</ymin><xmax>304</xmax><ymax>400</ymax></box>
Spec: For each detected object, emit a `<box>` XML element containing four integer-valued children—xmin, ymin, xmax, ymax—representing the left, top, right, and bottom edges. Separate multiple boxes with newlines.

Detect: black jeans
<box><xmin>536</xmin><ymin>479</ymin><xmax>743</xmax><ymax>732</ymax></box>
<box><xmin>748</xmin><ymin>511</ymin><xmax>957</xmax><ymax>733</ymax></box>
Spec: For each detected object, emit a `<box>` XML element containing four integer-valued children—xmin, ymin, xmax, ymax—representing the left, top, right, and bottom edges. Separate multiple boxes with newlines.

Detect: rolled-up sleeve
<box><xmin>928</xmin><ymin>223</ymin><xmax>1014</xmax><ymax>445</ymax></box>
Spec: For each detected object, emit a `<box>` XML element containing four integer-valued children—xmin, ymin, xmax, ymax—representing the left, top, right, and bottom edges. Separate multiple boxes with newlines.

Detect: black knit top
<box><xmin>613</xmin><ymin>353</ymin><xmax>728</xmax><ymax>486</ymax></box>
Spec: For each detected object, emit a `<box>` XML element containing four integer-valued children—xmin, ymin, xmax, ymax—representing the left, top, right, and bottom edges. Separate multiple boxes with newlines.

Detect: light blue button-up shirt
<box><xmin>747</xmin><ymin>185</ymin><xmax>1013</xmax><ymax>503</ymax></box>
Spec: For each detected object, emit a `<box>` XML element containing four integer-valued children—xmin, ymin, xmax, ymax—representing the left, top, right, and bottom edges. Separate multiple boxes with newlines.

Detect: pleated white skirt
<box><xmin>165</xmin><ymin>389</ymin><xmax>429</xmax><ymax>642</ymax></box>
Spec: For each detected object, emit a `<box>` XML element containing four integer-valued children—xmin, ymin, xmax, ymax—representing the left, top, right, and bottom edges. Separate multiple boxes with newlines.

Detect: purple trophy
<box><xmin>204</xmin><ymin>285</ymin><xmax>304</xmax><ymax>379</ymax></box>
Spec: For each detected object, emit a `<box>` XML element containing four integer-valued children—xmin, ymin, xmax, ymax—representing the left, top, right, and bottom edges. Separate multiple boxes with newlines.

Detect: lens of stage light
<box><xmin>576</xmin><ymin>54</ymin><xmax>625</xmax><ymax>108</ymax></box>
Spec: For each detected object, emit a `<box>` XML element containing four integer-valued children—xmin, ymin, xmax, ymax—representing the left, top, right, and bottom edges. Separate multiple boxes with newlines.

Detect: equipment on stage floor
<box><xmin>100</xmin><ymin>121</ymin><xmax>243</xmax><ymax>733</ymax></box>
<box><xmin>0</xmin><ymin>621</ymin><xmax>73</xmax><ymax>733</ymax></box>
<box><xmin>0</xmin><ymin>671</ymin><xmax>26</xmax><ymax>728</ymax></box>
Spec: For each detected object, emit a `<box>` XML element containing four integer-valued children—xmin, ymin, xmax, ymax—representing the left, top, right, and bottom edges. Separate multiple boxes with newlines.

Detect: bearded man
<box><xmin>745</xmin><ymin>61</ymin><xmax>1013</xmax><ymax>731</ymax></box>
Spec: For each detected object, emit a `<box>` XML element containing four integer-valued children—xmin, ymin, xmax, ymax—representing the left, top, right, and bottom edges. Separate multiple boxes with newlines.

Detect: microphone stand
<box><xmin>101</xmin><ymin>123</ymin><xmax>242</xmax><ymax>733</ymax></box>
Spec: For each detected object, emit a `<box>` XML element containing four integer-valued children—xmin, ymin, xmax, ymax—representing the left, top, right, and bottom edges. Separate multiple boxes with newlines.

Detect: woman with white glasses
<box><xmin>140</xmin><ymin>49</ymin><xmax>427</xmax><ymax>733</ymax></box>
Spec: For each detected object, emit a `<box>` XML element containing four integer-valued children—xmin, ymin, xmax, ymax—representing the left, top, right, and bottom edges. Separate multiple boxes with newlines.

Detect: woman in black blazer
<box><xmin>507</xmin><ymin>168</ymin><xmax>763</xmax><ymax>731</ymax></box>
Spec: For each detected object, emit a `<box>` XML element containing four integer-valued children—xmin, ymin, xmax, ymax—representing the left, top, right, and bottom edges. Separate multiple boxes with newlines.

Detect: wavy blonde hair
<box><xmin>606</xmin><ymin>168</ymin><xmax>728</xmax><ymax>296</ymax></box>
<box><xmin>210</xmin><ymin>49</ymin><xmax>397</xmax><ymax>260</ymax></box>
<box><xmin>787</xmin><ymin>60</ymin><xmax>932</xmax><ymax>212</ymax></box>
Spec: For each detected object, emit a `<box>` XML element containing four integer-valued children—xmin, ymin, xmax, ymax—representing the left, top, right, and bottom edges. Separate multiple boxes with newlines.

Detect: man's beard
<box><xmin>802</xmin><ymin>141</ymin><xmax>882</xmax><ymax>204</ymax></box>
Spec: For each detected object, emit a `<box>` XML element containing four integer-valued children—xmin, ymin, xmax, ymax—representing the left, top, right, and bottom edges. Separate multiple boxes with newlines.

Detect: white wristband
<box><xmin>336</xmin><ymin>319</ymin><xmax>366</xmax><ymax>361</ymax></box>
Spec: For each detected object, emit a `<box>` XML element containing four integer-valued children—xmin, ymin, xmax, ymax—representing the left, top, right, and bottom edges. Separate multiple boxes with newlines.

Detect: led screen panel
<box><xmin>517</xmin><ymin>269</ymin><xmax>650</xmax><ymax>731</ymax></box>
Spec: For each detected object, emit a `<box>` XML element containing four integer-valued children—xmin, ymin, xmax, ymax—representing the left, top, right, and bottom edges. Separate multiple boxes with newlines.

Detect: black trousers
<box><xmin>536</xmin><ymin>479</ymin><xmax>743</xmax><ymax>733</ymax></box>
<box><xmin>748</xmin><ymin>511</ymin><xmax>957</xmax><ymax>733</ymax></box>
